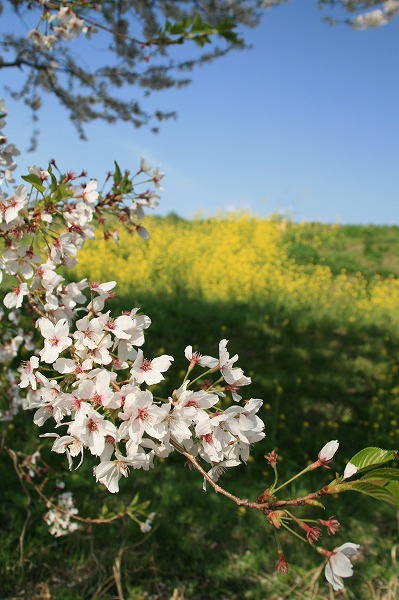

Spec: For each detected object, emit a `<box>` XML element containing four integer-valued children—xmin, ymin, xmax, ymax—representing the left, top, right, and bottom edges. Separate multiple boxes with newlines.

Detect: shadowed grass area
<box><xmin>2</xmin><ymin>291</ymin><xmax>398</xmax><ymax>599</ymax></box>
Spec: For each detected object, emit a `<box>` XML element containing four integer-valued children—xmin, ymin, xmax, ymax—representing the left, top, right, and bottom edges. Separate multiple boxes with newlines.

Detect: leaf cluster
<box><xmin>329</xmin><ymin>447</ymin><xmax>399</xmax><ymax>508</ymax></box>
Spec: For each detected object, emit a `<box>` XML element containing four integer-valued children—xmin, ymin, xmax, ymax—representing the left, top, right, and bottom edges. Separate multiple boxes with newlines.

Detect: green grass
<box><xmin>283</xmin><ymin>222</ymin><xmax>399</xmax><ymax>279</ymax></box>
<box><xmin>1</xmin><ymin>221</ymin><xmax>399</xmax><ymax>599</ymax></box>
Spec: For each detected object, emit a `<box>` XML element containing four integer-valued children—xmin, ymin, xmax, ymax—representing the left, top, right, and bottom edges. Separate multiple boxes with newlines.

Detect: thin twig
<box><xmin>169</xmin><ymin>439</ymin><xmax>264</xmax><ymax>509</ymax></box>
<box><xmin>112</xmin><ymin>546</ymin><xmax>125</xmax><ymax>600</ymax></box>
<box><xmin>5</xmin><ymin>447</ymin><xmax>32</xmax><ymax>581</ymax></box>
<box><xmin>5</xmin><ymin>447</ymin><xmax>129</xmax><ymax>526</ymax></box>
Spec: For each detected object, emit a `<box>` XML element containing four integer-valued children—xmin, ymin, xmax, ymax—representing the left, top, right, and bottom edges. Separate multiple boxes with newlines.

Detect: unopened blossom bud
<box><xmin>275</xmin><ymin>550</ymin><xmax>288</xmax><ymax>574</ymax></box>
<box><xmin>310</xmin><ymin>440</ymin><xmax>339</xmax><ymax>469</ymax></box>
<box><xmin>319</xmin><ymin>516</ymin><xmax>340</xmax><ymax>536</ymax></box>
<box><xmin>343</xmin><ymin>462</ymin><xmax>358</xmax><ymax>479</ymax></box>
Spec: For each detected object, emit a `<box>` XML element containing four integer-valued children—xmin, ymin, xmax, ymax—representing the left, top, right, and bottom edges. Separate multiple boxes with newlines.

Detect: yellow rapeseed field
<box><xmin>73</xmin><ymin>215</ymin><xmax>399</xmax><ymax>325</ymax></box>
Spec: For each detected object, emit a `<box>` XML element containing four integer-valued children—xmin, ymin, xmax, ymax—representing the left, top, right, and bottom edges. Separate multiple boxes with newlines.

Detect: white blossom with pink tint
<box><xmin>69</xmin><ymin>405</ymin><xmax>117</xmax><ymax>457</ymax></box>
<box><xmin>318</xmin><ymin>440</ymin><xmax>339</xmax><ymax>465</ymax></box>
<box><xmin>3</xmin><ymin>185</ymin><xmax>27</xmax><ymax>223</ymax></box>
<box><xmin>130</xmin><ymin>349</ymin><xmax>174</xmax><ymax>385</ymax></box>
<box><xmin>38</xmin><ymin>318</ymin><xmax>72</xmax><ymax>363</ymax></box>
<box><xmin>118</xmin><ymin>389</ymin><xmax>167</xmax><ymax>449</ymax></box>
<box><xmin>3</xmin><ymin>283</ymin><xmax>29</xmax><ymax>309</ymax></box>
<box><xmin>217</xmin><ymin>339</ymin><xmax>246</xmax><ymax>384</ymax></box>
<box><xmin>94</xmin><ymin>450</ymin><xmax>150</xmax><ymax>493</ymax></box>
<box><xmin>324</xmin><ymin>543</ymin><xmax>360</xmax><ymax>591</ymax></box>
<box><xmin>19</xmin><ymin>356</ymin><xmax>40</xmax><ymax>389</ymax></box>
<box><xmin>184</xmin><ymin>345</ymin><xmax>218</xmax><ymax>370</ymax></box>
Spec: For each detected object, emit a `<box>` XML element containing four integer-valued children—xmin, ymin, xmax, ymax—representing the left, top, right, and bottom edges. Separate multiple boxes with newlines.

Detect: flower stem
<box><xmin>272</xmin><ymin>465</ymin><xmax>312</xmax><ymax>494</ymax></box>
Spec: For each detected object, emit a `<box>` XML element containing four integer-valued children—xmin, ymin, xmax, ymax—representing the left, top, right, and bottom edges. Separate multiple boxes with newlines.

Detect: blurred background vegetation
<box><xmin>1</xmin><ymin>216</ymin><xmax>399</xmax><ymax>599</ymax></box>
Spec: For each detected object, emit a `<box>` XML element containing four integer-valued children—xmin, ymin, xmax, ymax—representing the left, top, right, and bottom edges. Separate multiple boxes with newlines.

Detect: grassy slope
<box><xmin>284</xmin><ymin>222</ymin><xmax>399</xmax><ymax>279</ymax></box>
<box><xmin>1</xmin><ymin>221</ymin><xmax>399</xmax><ymax>599</ymax></box>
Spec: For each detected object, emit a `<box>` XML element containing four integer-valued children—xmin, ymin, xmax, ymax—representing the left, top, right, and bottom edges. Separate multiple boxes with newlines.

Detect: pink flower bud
<box><xmin>318</xmin><ymin>440</ymin><xmax>339</xmax><ymax>464</ymax></box>
<box><xmin>310</xmin><ymin>440</ymin><xmax>339</xmax><ymax>469</ymax></box>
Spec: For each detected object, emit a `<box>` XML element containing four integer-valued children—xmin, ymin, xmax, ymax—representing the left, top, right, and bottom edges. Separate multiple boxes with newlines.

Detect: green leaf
<box><xmin>113</xmin><ymin>161</ymin><xmax>122</xmax><ymax>185</ymax></box>
<box><xmin>348</xmin><ymin>447</ymin><xmax>397</xmax><ymax>473</ymax></box>
<box><xmin>348</xmin><ymin>481</ymin><xmax>399</xmax><ymax>508</ymax></box>
<box><xmin>361</xmin><ymin>468</ymin><xmax>399</xmax><ymax>482</ymax></box>
<box><xmin>190</xmin><ymin>14</ymin><xmax>208</xmax><ymax>33</ymax></box>
<box><xmin>47</xmin><ymin>164</ymin><xmax>58</xmax><ymax>193</ymax></box>
<box><xmin>130</xmin><ymin>493</ymin><xmax>139</xmax><ymax>507</ymax></box>
<box><xmin>386</xmin><ymin>481</ymin><xmax>399</xmax><ymax>506</ymax></box>
<box><xmin>120</xmin><ymin>178</ymin><xmax>133</xmax><ymax>194</ymax></box>
<box><xmin>168</xmin><ymin>22</ymin><xmax>186</xmax><ymax>35</ymax></box>
<box><xmin>21</xmin><ymin>174</ymin><xmax>45</xmax><ymax>194</ymax></box>
<box><xmin>136</xmin><ymin>500</ymin><xmax>151</xmax><ymax>512</ymax></box>
<box><xmin>219</xmin><ymin>30</ymin><xmax>240</xmax><ymax>43</ymax></box>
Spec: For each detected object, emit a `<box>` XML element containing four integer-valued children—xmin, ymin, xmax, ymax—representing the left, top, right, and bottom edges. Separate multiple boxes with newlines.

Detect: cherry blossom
<box><xmin>130</xmin><ymin>349</ymin><xmax>174</xmax><ymax>385</ymax></box>
<box><xmin>184</xmin><ymin>345</ymin><xmax>218</xmax><ymax>370</ymax></box>
<box><xmin>38</xmin><ymin>318</ymin><xmax>72</xmax><ymax>363</ymax></box>
<box><xmin>69</xmin><ymin>405</ymin><xmax>117</xmax><ymax>457</ymax></box>
<box><xmin>94</xmin><ymin>451</ymin><xmax>150</xmax><ymax>493</ymax></box>
<box><xmin>118</xmin><ymin>389</ymin><xmax>167</xmax><ymax>448</ymax></box>
<box><xmin>3</xmin><ymin>283</ymin><xmax>29</xmax><ymax>309</ymax></box>
<box><xmin>324</xmin><ymin>543</ymin><xmax>360</xmax><ymax>591</ymax></box>
<box><xmin>19</xmin><ymin>356</ymin><xmax>40</xmax><ymax>390</ymax></box>
<box><xmin>217</xmin><ymin>338</ymin><xmax>247</xmax><ymax>384</ymax></box>
<box><xmin>44</xmin><ymin>491</ymin><xmax>80</xmax><ymax>537</ymax></box>
<box><xmin>3</xmin><ymin>185</ymin><xmax>27</xmax><ymax>223</ymax></box>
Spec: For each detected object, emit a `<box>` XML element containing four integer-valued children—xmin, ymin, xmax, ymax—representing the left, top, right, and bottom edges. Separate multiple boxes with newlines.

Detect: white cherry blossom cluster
<box><xmin>44</xmin><ymin>489</ymin><xmax>80</xmax><ymax>538</ymax></box>
<box><xmin>0</xmin><ymin>101</ymin><xmax>161</xmax><ymax>427</ymax></box>
<box><xmin>352</xmin><ymin>0</ymin><xmax>399</xmax><ymax>29</ymax></box>
<box><xmin>25</xmin><ymin>325</ymin><xmax>264</xmax><ymax>494</ymax></box>
<box><xmin>27</xmin><ymin>3</ymin><xmax>98</xmax><ymax>51</ymax></box>
<box><xmin>0</xmin><ymin>100</ymin><xmax>20</xmax><ymax>185</ymax></box>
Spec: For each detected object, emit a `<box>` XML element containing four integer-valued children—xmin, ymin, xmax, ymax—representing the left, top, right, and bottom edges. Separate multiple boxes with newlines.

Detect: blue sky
<box><xmin>3</xmin><ymin>2</ymin><xmax>399</xmax><ymax>224</ymax></box>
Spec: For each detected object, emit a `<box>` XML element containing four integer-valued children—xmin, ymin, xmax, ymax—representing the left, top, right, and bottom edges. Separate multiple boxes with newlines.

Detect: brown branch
<box><xmin>26</xmin><ymin>293</ymin><xmax>46</xmax><ymax>318</ymax></box>
<box><xmin>169</xmin><ymin>440</ymin><xmax>334</xmax><ymax>514</ymax></box>
<box><xmin>271</xmin><ymin>489</ymin><xmax>330</xmax><ymax>508</ymax></box>
<box><xmin>169</xmin><ymin>439</ymin><xmax>268</xmax><ymax>510</ymax></box>
<box><xmin>31</xmin><ymin>478</ymin><xmax>130</xmax><ymax>525</ymax></box>
<box><xmin>79</xmin><ymin>15</ymin><xmax>203</xmax><ymax>48</ymax></box>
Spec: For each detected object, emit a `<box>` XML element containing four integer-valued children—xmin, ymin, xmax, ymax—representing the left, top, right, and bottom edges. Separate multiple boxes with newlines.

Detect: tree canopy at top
<box><xmin>0</xmin><ymin>0</ymin><xmax>397</xmax><ymax>143</ymax></box>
